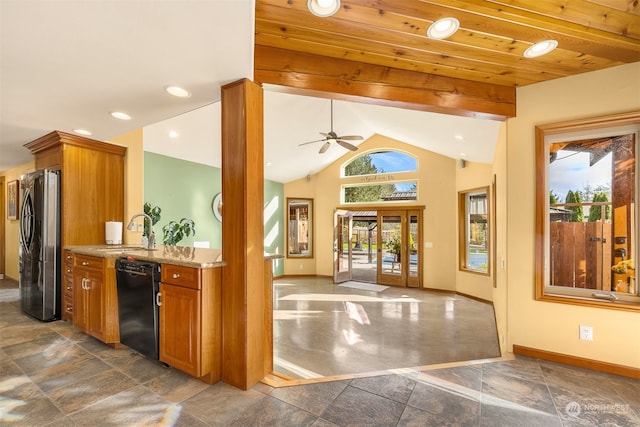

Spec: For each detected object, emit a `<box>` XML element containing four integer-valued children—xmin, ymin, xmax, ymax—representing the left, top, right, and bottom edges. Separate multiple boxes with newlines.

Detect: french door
<box><xmin>377</xmin><ymin>209</ymin><xmax>422</xmax><ymax>287</ymax></box>
<box><xmin>333</xmin><ymin>209</ymin><xmax>352</xmax><ymax>283</ymax></box>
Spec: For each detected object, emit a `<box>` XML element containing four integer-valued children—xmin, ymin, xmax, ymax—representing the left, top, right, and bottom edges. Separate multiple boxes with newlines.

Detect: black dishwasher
<box><xmin>115</xmin><ymin>259</ymin><xmax>161</xmax><ymax>360</ymax></box>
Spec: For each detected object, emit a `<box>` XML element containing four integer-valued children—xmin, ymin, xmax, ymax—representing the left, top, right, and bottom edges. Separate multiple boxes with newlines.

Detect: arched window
<box><xmin>341</xmin><ymin>150</ymin><xmax>418</xmax><ymax>204</ymax></box>
<box><xmin>343</xmin><ymin>150</ymin><xmax>417</xmax><ymax>176</ymax></box>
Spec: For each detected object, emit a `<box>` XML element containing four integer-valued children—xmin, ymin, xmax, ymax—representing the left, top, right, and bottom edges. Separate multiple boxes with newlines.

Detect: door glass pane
<box><xmin>409</xmin><ymin>214</ymin><xmax>419</xmax><ymax>278</ymax></box>
<box><xmin>338</xmin><ymin>216</ymin><xmax>350</xmax><ymax>273</ymax></box>
<box><xmin>380</xmin><ymin>215</ymin><xmax>402</xmax><ymax>276</ymax></box>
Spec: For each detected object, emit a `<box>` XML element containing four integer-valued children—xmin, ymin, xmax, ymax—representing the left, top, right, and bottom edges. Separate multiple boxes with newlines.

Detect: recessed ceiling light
<box><xmin>168</xmin><ymin>130</ymin><xmax>179</xmax><ymax>139</ymax></box>
<box><xmin>73</xmin><ymin>129</ymin><xmax>92</xmax><ymax>136</ymax></box>
<box><xmin>265</xmin><ymin>162</ymin><xmax>273</xmax><ymax>167</ymax></box>
<box><xmin>454</xmin><ymin>134</ymin><xmax>464</xmax><ymax>140</ymax></box>
<box><xmin>110</xmin><ymin>111</ymin><xmax>131</xmax><ymax>120</ymax></box>
<box><xmin>307</xmin><ymin>0</ymin><xmax>340</xmax><ymax>17</ymax></box>
<box><xmin>427</xmin><ymin>17</ymin><xmax>460</xmax><ymax>40</ymax></box>
<box><xmin>523</xmin><ymin>40</ymin><xmax>558</xmax><ymax>58</ymax></box>
<box><xmin>165</xmin><ymin>86</ymin><xmax>191</xmax><ymax>98</ymax></box>
<box><xmin>459</xmin><ymin>152</ymin><xmax>467</xmax><ymax>157</ymax></box>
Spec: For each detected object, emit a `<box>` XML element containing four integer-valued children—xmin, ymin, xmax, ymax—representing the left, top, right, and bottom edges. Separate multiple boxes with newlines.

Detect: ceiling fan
<box><xmin>298</xmin><ymin>100</ymin><xmax>363</xmax><ymax>154</ymax></box>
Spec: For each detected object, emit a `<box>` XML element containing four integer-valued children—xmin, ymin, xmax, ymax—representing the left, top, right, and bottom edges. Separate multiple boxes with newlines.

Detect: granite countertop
<box><xmin>66</xmin><ymin>245</ymin><xmax>283</xmax><ymax>268</ymax></box>
<box><xmin>66</xmin><ymin>245</ymin><xmax>224</xmax><ymax>268</ymax></box>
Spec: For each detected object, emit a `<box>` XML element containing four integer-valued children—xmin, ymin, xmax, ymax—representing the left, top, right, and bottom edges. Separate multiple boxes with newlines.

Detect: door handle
<box><xmin>156</xmin><ymin>292</ymin><xmax>162</xmax><ymax>307</ymax></box>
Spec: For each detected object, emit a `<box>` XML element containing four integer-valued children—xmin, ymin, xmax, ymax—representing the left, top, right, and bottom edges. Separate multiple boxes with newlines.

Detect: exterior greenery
<box><xmin>587</xmin><ymin>191</ymin><xmax>611</xmax><ymax>222</ymax></box>
<box><xmin>343</xmin><ymin>154</ymin><xmax>396</xmax><ymax>203</ymax></box>
<box><xmin>565</xmin><ymin>190</ymin><xmax>584</xmax><ymax>222</ymax></box>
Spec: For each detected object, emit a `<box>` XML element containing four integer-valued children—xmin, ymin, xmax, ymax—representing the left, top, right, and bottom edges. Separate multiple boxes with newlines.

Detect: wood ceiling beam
<box><xmin>254</xmin><ymin>45</ymin><xmax>515</xmax><ymax>120</ymax></box>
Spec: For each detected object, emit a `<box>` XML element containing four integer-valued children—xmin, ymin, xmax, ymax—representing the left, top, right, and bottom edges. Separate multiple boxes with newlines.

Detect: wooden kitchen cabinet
<box><xmin>72</xmin><ymin>254</ymin><xmax>120</xmax><ymax>344</ymax></box>
<box><xmin>62</xmin><ymin>250</ymin><xmax>74</xmax><ymax>321</ymax></box>
<box><xmin>25</xmin><ymin>131</ymin><xmax>126</xmax><ymax>322</ymax></box>
<box><xmin>159</xmin><ymin>264</ymin><xmax>221</xmax><ymax>383</ymax></box>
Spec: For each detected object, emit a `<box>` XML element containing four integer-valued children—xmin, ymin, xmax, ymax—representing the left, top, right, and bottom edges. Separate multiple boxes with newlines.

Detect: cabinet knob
<box><xmin>66</xmin><ymin>285</ymin><xmax>72</xmax><ymax>290</ymax></box>
<box><xmin>66</xmin><ymin>255</ymin><xmax>72</xmax><ymax>260</ymax></box>
<box><xmin>82</xmin><ymin>261</ymin><xmax>89</xmax><ymax>266</ymax></box>
<box><xmin>66</xmin><ymin>268</ymin><xmax>72</xmax><ymax>274</ymax></box>
<box><xmin>66</xmin><ymin>306</ymin><xmax>73</xmax><ymax>313</ymax></box>
<box><xmin>172</xmin><ymin>273</ymin><xmax>180</xmax><ymax>279</ymax></box>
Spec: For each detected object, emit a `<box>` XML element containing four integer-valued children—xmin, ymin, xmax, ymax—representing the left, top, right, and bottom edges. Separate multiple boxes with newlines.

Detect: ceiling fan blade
<box><xmin>337</xmin><ymin>140</ymin><xmax>358</xmax><ymax>151</ymax></box>
<box><xmin>337</xmin><ymin>135</ymin><xmax>363</xmax><ymax>141</ymax></box>
<box><xmin>319</xmin><ymin>141</ymin><xmax>332</xmax><ymax>154</ymax></box>
<box><xmin>299</xmin><ymin>139</ymin><xmax>325</xmax><ymax>146</ymax></box>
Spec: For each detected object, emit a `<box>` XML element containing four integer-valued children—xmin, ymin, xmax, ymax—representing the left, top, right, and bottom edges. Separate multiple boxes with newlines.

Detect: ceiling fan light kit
<box><xmin>299</xmin><ymin>100</ymin><xmax>363</xmax><ymax>154</ymax></box>
<box><xmin>308</xmin><ymin>0</ymin><xmax>340</xmax><ymax>17</ymax></box>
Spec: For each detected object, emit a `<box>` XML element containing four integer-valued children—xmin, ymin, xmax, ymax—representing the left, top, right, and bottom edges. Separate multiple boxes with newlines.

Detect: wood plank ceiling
<box><xmin>254</xmin><ymin>0</ymin><xmax>640</xmax><ymax>120</ymax></box>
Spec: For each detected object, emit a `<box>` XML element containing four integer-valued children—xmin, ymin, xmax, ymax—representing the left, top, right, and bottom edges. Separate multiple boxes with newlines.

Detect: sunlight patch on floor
<box><xmin>273</xmin><ymin>310</ymin><xmax>324</xmax><ymax>320</ymax></box>
<box><xmin>273</xmin><ymin>357</ymin><xmax>323</xmax><ymax>379</ymax></box>
<box><xmin>344</xmin><ymin>301</ymin><xmax>370</xmax><ymax>325</ymax></box>
<box><xmin>278</xmin><ymin>293</ymin><xmax>420</xmax><ymax>303</ymax></box>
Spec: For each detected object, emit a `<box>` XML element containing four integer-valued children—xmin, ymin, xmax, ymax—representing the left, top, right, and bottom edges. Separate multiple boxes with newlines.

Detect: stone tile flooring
<box><xmin>1</xmin><ymin>278</ymin><xmax>639</xmax><ymax>426</ymax></box>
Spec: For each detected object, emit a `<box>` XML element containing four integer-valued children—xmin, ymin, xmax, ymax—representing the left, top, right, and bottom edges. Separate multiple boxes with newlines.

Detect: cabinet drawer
<box><xmin>74</xmin><ymin>254</ymin><xmax>103</xmax><ymax>270</ymax></box>
<box><xmin>62</xmin><ymin>297</ymin><xmax>73</xmax><ymax>320</ymax></box>
<box><xmin>161</xmin><ymin>264</ymin><xmax>200</xmax><ymax>289</ymax></box>
<box><xmin>63</xmin><ymin>276</ymin><xmax>74</xmax><ymax>296</ymax></box>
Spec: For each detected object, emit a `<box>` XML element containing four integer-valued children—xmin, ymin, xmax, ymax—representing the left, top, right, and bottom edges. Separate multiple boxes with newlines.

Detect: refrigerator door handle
<box><xmin>20</xmin><ymin>187</ymin><xmax>33</xmax><ymax>252</ymax></box>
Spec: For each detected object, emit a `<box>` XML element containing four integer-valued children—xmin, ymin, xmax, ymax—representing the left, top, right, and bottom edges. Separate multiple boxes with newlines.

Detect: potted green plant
<box><xmin>143</xmin><ymin>202</ymin><xmax>161</xmax><ymax>237</ymax></box>
<box><xmin>385</xmin><ymin>235</ymin><xmax>402</xmax><ymax>262</ymax></box>
<box><xmin>162</xmin><ymin>218</ymin><xmax>196</xmax><ymax>246</ymax></box>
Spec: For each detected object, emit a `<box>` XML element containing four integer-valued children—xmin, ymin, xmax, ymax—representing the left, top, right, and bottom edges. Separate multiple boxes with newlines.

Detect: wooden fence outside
<box><xmin>550</xmin><ymin>221</ymin><xmax>612</xmax><ymax>290</ymax></box>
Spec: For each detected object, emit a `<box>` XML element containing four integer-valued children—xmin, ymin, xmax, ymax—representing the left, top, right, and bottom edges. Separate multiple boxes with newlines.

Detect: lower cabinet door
<box><xmin>159</xmin><ymin>283</ymin><xmax>201</xmax><ymax>377</ymax></box>
<box><xmin>86</xmin><ymin>272</ymin><xmax>104</xmax><ymax>341</ymax></box>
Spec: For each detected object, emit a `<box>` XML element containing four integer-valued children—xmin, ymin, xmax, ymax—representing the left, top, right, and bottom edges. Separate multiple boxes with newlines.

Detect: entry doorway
<box><xmin>333</xmin><ymin>207</ymin><xmax>423</xmax><ymax>287</ymax></box>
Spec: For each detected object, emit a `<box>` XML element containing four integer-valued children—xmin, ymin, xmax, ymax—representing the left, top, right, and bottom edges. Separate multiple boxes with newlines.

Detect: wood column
<box><xmin>220</xmin><ymin>79</ymin><xmax>266</xmax><ymax>390</ymax></box>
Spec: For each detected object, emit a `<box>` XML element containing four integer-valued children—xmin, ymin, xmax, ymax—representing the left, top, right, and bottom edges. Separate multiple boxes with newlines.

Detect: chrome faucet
<box><xmin>127</xmin><ymin>213</ymin><xmax>155</xmax><ymax>249</ymax></box>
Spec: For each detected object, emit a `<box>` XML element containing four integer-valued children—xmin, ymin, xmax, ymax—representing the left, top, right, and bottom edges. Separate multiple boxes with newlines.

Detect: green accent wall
<box><xmin>144</xmin><ymin>152</ymin><xmax>284</xmax><ymax>275</ymax></box>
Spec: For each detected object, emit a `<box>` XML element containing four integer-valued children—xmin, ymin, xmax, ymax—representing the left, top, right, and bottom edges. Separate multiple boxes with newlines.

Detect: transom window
<box><xmin>341</xmin><ymin>150</ymin><xmax>417</xmax><ymax>204</ymax></box>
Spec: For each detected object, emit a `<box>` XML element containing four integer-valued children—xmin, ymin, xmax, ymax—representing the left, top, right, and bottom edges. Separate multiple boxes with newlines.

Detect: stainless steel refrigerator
<box><xmin>19</xmin><ymin>169</ymin><xmax>61</xmax><ymax>321</ymax></box>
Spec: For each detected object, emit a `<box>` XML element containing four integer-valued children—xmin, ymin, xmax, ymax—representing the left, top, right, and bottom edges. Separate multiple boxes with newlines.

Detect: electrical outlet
<box><xmin>579</xmin><ymin>325</ymin><xmax>593</xmax><ymax>341</ymax></box>
<box><xmin>299</xmin><ymin>264</ymin><xmax>304</xmax><ymax>270</ymax></box>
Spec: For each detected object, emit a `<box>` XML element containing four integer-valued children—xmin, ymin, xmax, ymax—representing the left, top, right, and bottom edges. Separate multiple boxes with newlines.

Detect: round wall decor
<box><xmin>212</xmin><ymin>193</ymin><xmax>222</xmax><ymax>222</ymax></box>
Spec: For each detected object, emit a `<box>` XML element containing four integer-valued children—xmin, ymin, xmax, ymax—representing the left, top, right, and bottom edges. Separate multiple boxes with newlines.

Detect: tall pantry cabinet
<box><xmin>25</xmin><ymin>131</ymin><xmax>126</xmax><ymax>322</ymax></box>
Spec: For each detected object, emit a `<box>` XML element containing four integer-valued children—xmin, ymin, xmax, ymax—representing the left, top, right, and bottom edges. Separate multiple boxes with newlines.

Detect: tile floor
<box><xmin>1</xmin><ymin>277</ymin><xmax>639</xmax><ymax>426</ymax></box>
